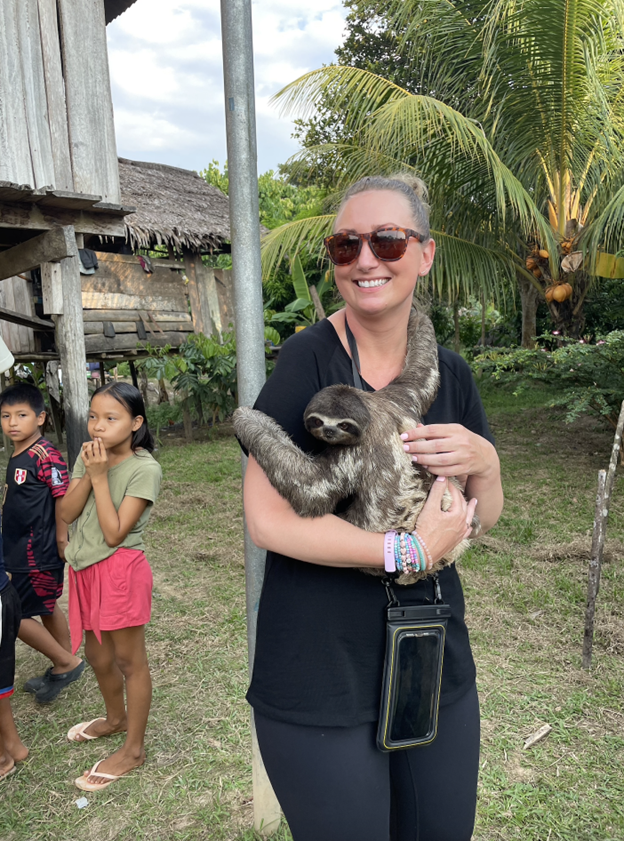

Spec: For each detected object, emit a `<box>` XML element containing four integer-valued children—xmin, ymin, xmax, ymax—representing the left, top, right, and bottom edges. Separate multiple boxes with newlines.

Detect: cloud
<box><xmin>106</xmin><ymin>0</ymin><xmax>346</xmax><ymax>173</ymax></box>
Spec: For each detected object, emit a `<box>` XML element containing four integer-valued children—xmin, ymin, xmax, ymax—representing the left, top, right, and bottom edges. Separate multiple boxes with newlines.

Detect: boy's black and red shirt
<box><xmin>2</xmin><ymin>437</ymin><xmax>69</xmax><ymax>572</ymax></box>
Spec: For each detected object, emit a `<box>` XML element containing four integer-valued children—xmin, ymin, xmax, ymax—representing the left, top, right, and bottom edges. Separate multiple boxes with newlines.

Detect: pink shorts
<box><xmin>68</xmin><ymin>548</ymin><xmax>153</xmax><ymax>653</ymax></box>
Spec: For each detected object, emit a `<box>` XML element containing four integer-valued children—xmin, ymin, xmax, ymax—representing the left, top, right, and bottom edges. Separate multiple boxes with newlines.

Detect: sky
<box><xmin>106</xmin><ymin>0</ymin><xmax>348</xmax><ymax>176</ymax></box>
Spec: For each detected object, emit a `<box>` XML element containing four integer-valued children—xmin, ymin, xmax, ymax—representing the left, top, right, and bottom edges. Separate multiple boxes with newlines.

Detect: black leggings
<box><xmin>255</xmin><ymin>684</ymin><xmax>480</xmax><ymax>841</ymax></box>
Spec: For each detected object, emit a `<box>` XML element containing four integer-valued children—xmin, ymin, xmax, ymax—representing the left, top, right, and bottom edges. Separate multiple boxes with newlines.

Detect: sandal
<box><xmin>0</xmin><ymin>764</ymin><xmax>16</xmax><ymax>782</ymax></box>
<box><xmin>74</xmin><ymin>759</ymin><xmax>127</xmax><ymax>792</ymax></box>
<box><xmin>67</xmin><ymin>718</ymin><xmax>107</xmax><ymax>743</ymax></box>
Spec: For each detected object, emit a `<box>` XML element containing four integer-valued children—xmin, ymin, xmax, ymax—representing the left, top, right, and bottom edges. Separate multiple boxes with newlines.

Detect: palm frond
<box><xmin>428</xmin><ymin>229</ymin><xmax>517</xmax><ymax>303</ymax></box>
<box><xmin>260</xmin><ymin>216</ymin><xmax>335</xmax><ymax>280</ymax></box>
<box><xmin>361</xmin><ymin>94</ymin><xmax>557</xmax><ymax>255</ymax></box>
<box><xmin>272</xmin><ymin>66</ymin><xmax>409</xmax><ymax>133</ymax></box>
<box><xmin>582</xmin><ymin>181</ymin><xmax>624</xmax><ymax>264</ymax></box>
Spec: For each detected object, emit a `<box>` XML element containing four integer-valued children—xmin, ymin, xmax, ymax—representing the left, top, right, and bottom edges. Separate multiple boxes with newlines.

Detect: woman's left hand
<box><xmin>81</xmin><ymin>438</ymin><xmax>109</xmax><ymax>478</ymax></box>
<box><xmin>400</xmin><ymin>423</ymin><xmax>495</xmax><ymax>485</ymax></box>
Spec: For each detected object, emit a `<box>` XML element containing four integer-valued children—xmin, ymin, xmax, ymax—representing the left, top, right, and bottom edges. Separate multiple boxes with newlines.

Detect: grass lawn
<box><xmin>2</xmin><ymin>388</ymin><xmax>623</xmax><ymax>840</ymax></box>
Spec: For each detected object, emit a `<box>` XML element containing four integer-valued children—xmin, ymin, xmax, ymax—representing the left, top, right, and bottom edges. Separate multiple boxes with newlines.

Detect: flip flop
<box><xmin>0</xmin><ymin>764</ymin><xmax>17</xmax><ymax>782</ymax></box>
<box><xmin>74</xmin><ymin>759</ymin><xmax>126</xmax><ymax>792</ymax></box>
<box><xmin>67</xmin><ymin>718</ymin><xmax>107</xmax><ymax>743</ymax></box>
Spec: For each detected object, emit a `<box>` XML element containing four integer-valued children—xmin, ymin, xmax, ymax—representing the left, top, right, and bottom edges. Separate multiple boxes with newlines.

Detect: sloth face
<box><xmin>304</xmin><ymin>386</ymin><xmax>371</xmax><ymax>446</ymax></box>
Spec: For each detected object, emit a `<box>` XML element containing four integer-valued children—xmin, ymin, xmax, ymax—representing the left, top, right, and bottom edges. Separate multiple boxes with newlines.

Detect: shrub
<box><xmin>473</xmin><ymin>331</ymin><xmax>624</xmax><ymax>430</ymax></box>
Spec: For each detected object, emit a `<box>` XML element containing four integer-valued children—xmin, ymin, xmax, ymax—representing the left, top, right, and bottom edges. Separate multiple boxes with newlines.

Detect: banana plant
<box><xmin>267</xmin><ymin>255</ymin><xmax>336</xmax><ymax>331</ymax></box>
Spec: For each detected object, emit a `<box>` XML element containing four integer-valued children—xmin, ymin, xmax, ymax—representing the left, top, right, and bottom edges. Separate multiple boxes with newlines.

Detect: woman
<box><xmin>243</xmin><ymin>175</ymin><xmax>503</xmax><ymax>841</ymax></box>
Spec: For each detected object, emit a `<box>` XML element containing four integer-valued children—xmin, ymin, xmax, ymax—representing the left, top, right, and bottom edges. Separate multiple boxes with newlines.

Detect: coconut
<box><xmin>532</xmin><ymin>267</ymin><xmax>542</xmax><ymax>278</ymax></box>
<box><xmin>539</xmin><ymin>249</ymin><xmax>550</xmax><ymax>259</ymax></box>
<box><xmin>552</xmin><ymin>285</ymin><xmax>568</xmax><ymax>302</ymax></box>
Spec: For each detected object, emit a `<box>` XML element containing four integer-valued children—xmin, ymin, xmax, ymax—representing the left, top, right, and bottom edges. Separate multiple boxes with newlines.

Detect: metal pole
<box><xmin>220</xmin><ymin>2</ymin><xmax>280</xmax><ymax>836</ymax></box>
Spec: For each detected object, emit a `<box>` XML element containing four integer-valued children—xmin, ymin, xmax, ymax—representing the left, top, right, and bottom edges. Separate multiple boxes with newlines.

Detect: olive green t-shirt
<box><xmin>65</xmin><ymin>449</ymin><xmax>162</xmax><ymax>572</ymax></box>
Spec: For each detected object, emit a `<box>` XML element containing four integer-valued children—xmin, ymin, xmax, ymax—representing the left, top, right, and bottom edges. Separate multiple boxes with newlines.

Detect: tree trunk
<box><xmin>480</xmin><ymin>292</ymin><xmax>486</xmax><ymax>346</ymax></box>
<box><xmin>547</xmin><ymin>270</ymin><xmax>590</xmax><ymax>338</ymax></box>
<box><xmin>453</xmin><ymin>299</ymin><xmax>460</xmax><ymax>354</ymax></box>
<box><xmin>183</xmin><ymin>402</ymin><xmax>193</xmax><ymax>442</ymax></box>
<box><xmin>158</xmin><ymin>378</ymin><xmax>169</xmax><ymax>404</ymax></box>
<box><xmin>139</xmin><ymin>368</ymin><xmax>149</xmax><ymax>406</ymax></box>
<box><xmin>517</xmin><ymin>272</ymin><xmax>541</xmax><ymax>348</ymax></box>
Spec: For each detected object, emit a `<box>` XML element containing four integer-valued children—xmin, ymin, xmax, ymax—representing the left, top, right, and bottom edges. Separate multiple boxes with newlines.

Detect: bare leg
<box><xmin>0</xmin><ymin>697</ymin><xmax>28</xmax><ymax>775</ymax></box>
<box><xmin>81</xmin><ymin>626</ymin><xmax>151</xmax><ymax>783</ymax></box>
<box><xmin>41</xmin><ymin>603</ymin><xmax>72</xmax><ymax>655</ymax></box>
<box><xmin>72</xmin><ymin>630</ymin><xmax>127</xmax><ymax>741</ymax></box>
<box><xmin>18</xmin><ymin>617</ymin><xmax>82</xmax><ymax>674</ymax></box>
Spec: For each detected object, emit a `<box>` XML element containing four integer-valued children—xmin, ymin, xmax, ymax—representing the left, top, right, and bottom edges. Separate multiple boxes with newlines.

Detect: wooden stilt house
<box><xmin>0</xmin><ymin>0</ymin><xmax>233</xmax><ymax>464</ymax></box>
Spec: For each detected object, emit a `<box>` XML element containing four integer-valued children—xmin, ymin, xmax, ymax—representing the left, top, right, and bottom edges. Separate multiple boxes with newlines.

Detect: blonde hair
<box><xmin>337</xmin><ymin>174</ymin><xmax>430</xmax><ymax>240</ymax></box>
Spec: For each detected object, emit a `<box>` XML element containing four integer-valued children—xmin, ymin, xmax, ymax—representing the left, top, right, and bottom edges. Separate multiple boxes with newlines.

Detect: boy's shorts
<box><xmin>0</xmin><ymin>583</ymin><xmax>22</xmax><ymax>699</ymax></box>
<box><xmin>10</xmin><ymin>568</ymin><xmax>64</xmax><ymax>619</ymax></box>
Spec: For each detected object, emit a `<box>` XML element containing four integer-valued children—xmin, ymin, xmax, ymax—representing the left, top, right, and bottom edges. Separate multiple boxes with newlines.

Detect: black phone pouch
<box><xmin>376</xmin><ymin>576</ymin><xmax>450</xmax><ymax>752</ymax></box>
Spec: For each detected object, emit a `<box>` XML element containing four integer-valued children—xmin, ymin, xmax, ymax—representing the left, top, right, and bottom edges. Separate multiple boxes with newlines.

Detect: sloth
<box><xmin>234</xmin><ymin>308</ymin><xmax>477</xmax><ymax>585</ymax></box>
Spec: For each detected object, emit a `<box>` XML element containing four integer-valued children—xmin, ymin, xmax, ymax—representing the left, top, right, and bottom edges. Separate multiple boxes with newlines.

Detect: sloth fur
<box><xmin>234</xmin><ymin>308</ymin><xmax>476</xmax><ymax>584</ymax></box>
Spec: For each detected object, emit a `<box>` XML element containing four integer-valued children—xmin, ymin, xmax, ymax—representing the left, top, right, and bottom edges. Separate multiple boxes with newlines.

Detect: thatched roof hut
<box><xmin>105</xmin><ymin>0</ymin><xmax>139</xmax><ymax>24</ymax></box>
<box><xmin>118</xmin><ymin>158</ymin><xmax>231</xmax><ymax>254</ymax></box>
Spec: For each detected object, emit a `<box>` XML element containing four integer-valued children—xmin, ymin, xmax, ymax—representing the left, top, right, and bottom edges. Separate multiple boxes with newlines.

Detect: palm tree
<box><xmin>262</xmin><ymin>0</ymin><xmax>624</xmax><ymax>345</ymax></box>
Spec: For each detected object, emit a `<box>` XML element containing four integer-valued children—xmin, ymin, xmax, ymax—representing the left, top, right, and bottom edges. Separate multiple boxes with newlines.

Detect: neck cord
<box><xmin>344</xmin><ymin>315</ymin><xmax>364</xmax><ymax>391</ymax></box>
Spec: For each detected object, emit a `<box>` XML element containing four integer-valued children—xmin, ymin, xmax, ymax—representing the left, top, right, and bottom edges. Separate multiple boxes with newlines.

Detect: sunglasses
<box><xmin>324</xmin><ymin>226</ymin><xmax>426</xmax><ymax>266</ymax></box>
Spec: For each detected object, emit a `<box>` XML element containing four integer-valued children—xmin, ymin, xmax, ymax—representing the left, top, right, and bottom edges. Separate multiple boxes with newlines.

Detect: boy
<box><xmin>0</xmin><ymin>520</ymin><xmax>27</xmax><ymax>779</ymax></box>
<box><xmin>1</xmin><ymin>384</ymin><xmax>83</xmax><ymax>703</ymax></box>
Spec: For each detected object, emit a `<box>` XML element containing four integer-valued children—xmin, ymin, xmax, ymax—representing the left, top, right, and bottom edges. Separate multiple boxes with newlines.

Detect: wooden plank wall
<box><xmin>0</xmin><ymin>254</ymin><xmax>235</xmax><ymax>358</ymax></box>
<box><xmin>81</xmin><ymin>253</ymin><xmax>193</xmax><ymax>354</ymax></box>
<box><xmin>214</xmin><ymin>269</ymin><xmax>235</xmax><ymax>332</ymax></box>
<box><xmin>58</xmin><ymin>0</ymin><xmax>121</xmax><ymax>203</ymax></box>
<box><xmin>0</xmin><ymin>276</ymin><xmax>37</xmax><ymax>354</ymax></box>
<box><xmin>38</xmin><ymin>0</ymin><xmax>74</xmax><ymax>191</ymax></box>
<box><xmin>0</xmin><ymin>0</ymin><xmax>118</xmax><ymax>199</ymax></box>
<box><xmin>0</xmin><ymin>1</ymin><xmax>38</xmax><ymax>186</ymax></box>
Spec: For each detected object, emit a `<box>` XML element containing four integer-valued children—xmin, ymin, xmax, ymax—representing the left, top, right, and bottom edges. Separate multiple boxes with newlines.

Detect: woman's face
<box><xmin>332</xmin><ymin>190</ymin><xmax>435</xmax><ymax>319</ymax></box>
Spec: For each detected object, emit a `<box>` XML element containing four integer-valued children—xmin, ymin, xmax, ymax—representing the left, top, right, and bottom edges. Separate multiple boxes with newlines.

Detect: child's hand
<box><xmin>82</xmin><ymin>438</ymin><xmax>109</xmax><ymax>478</ymax></box>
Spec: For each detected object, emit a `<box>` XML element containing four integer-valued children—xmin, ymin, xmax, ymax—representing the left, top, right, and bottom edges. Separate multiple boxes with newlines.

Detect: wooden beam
<box><xmin>41</xmin><ymin>261</ymin><xmax>64</xmax><ymax>314</ymax></box>
<box><xmin>81</xmin><ymin>291</ymin><xmax>186</xmax><ymax>312</ymax></box>
<box><xmin>84</xmin><ymin>330</ymin><xmax>190</xmax><ymax>353</ymax></box>
<box><xmin>81</xmin><ymin>309</ymin><xmax>192</xmax><ymax>323</ymax></box>
<box><xmin>0</xmin><ymin>305</ymin><xmax>54</xmax><ymax>331</ymax></box>
<box><xmin>53</xmin><ymin>227</ymin><xmax>89</xmax><ymax>468</ymax></box>
<box><xmin>0</xmin><ymin>226</ymin><xmax>75</xmax><ymax>281</ymax></box>
<box><xmin>0</xmin><ymin>202</ymin><xmax>126</xmax><ymax>237</ymax></box>
<box><xmin>95</xmin><ymin>252</ymin><xmax>185</xmax><ymax>270</ymax></box>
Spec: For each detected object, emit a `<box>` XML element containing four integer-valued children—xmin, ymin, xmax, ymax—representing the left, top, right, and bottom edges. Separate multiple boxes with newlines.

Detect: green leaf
<box><xmin>264</xmin><ymin>326</ymin><xmax>281</xmax><ymax>345</ymax></box>
<box><xmin>291</xmin><ymin>254</ymin><xmax>312</xmax><ymax>301</ymax></box>
<box><xmin>285</xmin><ymin>298</ymin><xmax>314</xmax><ymax>313</ymax></box>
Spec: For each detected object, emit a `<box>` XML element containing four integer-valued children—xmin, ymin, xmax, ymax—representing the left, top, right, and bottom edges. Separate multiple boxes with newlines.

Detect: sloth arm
<box><xmin>234</xmin><ymin>407</ymin><xmax>354</xmax><ymax>517</ymax></box>
<box><xmin>244</xmin><ymin>456</ymin><xmax>473</xmax><ymax>569</ymax></box>
<box><xmin>244</xmin><ymin>456</ymin><xmax>385</xmax><ymax>568</ymax></box>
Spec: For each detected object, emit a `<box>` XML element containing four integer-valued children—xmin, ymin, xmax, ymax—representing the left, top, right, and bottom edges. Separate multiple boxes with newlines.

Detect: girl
<box><xmin>59</xmin><ymin>382</ymin><xmax>162</xmax><ymax>792</ymax></box>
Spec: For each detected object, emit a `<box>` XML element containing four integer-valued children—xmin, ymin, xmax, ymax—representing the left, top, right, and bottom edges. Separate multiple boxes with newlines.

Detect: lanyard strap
<box><xmin>344</xmin><ymin>316</ymin><xmax>364</xmax><ymax>391</ymax></box>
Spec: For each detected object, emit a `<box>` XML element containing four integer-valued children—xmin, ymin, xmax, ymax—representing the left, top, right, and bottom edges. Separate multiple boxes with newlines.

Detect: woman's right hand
<box><xmin>415</xmin><ymin>476</ymin><xmax>477</xmax><ymax>567</ymax></box>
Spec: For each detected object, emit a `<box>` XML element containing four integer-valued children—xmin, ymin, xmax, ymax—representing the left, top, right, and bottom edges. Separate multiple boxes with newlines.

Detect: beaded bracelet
<box><xmin>390</xmin><ymin>532</ymin><xmax>426</xmax><ymax>574</ymax></box>
<box><xmin>413</xmin><ymin>531</ymin><xmax>433</xmax><ymax>568</ymax></box>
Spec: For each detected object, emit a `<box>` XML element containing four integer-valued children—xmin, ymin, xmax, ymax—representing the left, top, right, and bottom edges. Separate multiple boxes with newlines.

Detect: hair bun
<box><xmin>389</xmin><ymin>173</ymin><xmax>429</xmax><ymax>207</ymax></box>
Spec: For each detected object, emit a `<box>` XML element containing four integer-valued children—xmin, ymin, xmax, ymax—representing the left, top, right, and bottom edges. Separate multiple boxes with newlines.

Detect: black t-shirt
<box><xmin>246</xmin><ymin>318</ymin><xmax>495</xmax><ymax>727</ymax></box>
<box><xmin>2</xmin><ymin>437</ymin><xmax>69</xmax><ymax>572</ymax></box>
<box><xmin>0</xmin><ymin>515</ymin><xmax>8</xmax><ymax>592</ymax></box>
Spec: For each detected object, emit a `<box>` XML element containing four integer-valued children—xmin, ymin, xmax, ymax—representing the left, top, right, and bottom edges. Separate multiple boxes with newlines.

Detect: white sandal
<box><xmin>74</xmin><ymin>759</ymin><xmax>126</xmax><ymax>791</ymax></box>
<box><xmin>67</xmin><ymin>718</ymin><xmax>107</xmax><ymax>742</ymax></box>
